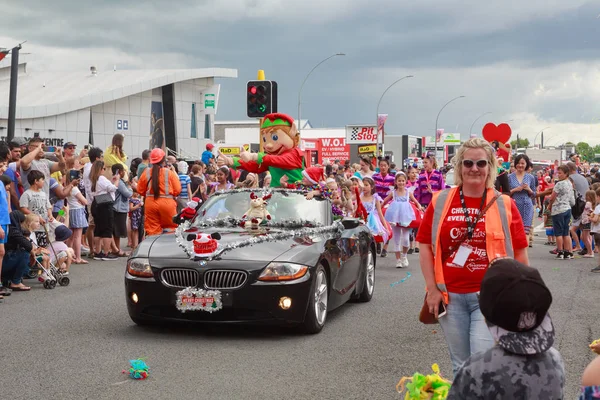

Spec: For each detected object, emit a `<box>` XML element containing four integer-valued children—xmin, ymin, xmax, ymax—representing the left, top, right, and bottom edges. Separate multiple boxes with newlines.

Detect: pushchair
<box><xmin>24</xmin><ymin>223</ymin><xmax>70</xmax><ymax>289</ymax></box>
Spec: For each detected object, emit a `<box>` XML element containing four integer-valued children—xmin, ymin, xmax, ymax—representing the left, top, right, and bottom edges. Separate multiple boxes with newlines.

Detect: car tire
<box><xmin>356</xmin><ymin>247</ymin><xmax>375</xmax><ymax>303</ymax></box>
<box><xmin>301</xmin><ymin>264</ymin><xmax>328</xmax><ymax>334</ymax></box>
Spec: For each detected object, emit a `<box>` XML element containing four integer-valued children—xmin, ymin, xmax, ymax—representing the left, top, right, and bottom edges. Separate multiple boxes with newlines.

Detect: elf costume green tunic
<box><xmin>231</xmin><ymin>114</ymin><xmax>304</xmax><ymax>187</ymax></box>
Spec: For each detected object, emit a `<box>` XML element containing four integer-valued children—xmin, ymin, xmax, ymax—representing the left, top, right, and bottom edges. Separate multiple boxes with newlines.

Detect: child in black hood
<box><xmin>2</xmin><ymin>210</ymin><xmax>33</xmax><ymax>291</ymax></box>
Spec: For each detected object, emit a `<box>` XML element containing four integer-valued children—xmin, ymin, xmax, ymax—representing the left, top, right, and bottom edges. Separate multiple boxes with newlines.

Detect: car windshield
<box><xmin>194</xmin><ymin>190</ymin><xmax>329</xmax><ymax>227</ymax></box>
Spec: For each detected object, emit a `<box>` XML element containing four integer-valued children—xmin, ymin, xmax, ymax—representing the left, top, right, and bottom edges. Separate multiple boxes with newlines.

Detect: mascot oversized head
<box><xmin>218</xmin><ymin>113</ymin><xmax>304</xmax><ymax>187</ymax></box>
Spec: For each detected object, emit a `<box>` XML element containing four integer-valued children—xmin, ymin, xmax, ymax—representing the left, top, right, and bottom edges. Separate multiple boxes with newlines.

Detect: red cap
<box><xmin>149</xmin><ymin>148</ymin><xmax>165</xmax><ymax>164</ymax></box>
<box><xmin>206</xmin><ymin>143</ymin><xmax>215</xmax><ymax>150</ymax></box>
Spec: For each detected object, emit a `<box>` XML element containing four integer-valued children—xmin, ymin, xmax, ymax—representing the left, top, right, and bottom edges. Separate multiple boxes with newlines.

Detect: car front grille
<box><xmin>160</xmin><ymin>269</ymin><xmax>200</xmax><ymax>288</ymax></box>
<box><xmin>203</xmin><ymin>270</ymin><xmax>248</xmax><ymax>290</ymax></box>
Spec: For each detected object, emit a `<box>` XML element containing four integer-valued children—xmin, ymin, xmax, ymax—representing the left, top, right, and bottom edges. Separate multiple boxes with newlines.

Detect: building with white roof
<box><xmin>0</xmin><ymin>62</ymin><xmax>237</xmax><ymax>158</ymax></box>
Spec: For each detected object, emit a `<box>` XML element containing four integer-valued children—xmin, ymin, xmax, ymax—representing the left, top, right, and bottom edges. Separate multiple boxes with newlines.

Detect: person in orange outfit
<box><xmin>137</xmin><ymin>148</ymin><xmax>181</xmax><ymax>236</ymax></box>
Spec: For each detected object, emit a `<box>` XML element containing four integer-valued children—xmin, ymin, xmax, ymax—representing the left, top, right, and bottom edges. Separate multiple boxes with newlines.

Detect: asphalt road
<box><xmin>1</xmin><ymin>230</ymin><xmax>598</xmax><ymax>399</ymax></box>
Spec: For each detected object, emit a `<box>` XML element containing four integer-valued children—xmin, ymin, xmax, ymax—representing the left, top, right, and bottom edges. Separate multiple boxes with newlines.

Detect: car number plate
<box><xmin>175</xmin><ymin>287</ymin><xmax>223</xmax><ymax>313</ymax></box>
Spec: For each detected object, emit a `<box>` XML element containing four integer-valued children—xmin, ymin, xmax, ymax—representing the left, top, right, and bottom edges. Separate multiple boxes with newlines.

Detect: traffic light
<box><xmin>247</xmin><ymin>80</ymin><xmax>277</xmax><ymax>118</ymax></box>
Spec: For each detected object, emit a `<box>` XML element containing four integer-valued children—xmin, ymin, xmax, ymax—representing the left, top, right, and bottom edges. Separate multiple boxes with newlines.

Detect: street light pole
<box><xmin>435</xmin><ymin>95</ymin><xmax>465</xmax><ymax>162</ymax></box>
<box><xmin>297</xmin><ymin>53</ymin><xmax>345</xmax><ymax>133</ymax></box>
<box><xmin>533</xmin><ymin>126</ymin><xmax>550</xmax><ymax>148</ymax></box>
<box><xmin>469</xmin><ymin>111</ymin><xmax>492</xmax><ymax>137</ymax></box>
<box><xmin>375</xmin><ymin>75</ymin><xmax>414</xmax><ymax>158</ymax></box>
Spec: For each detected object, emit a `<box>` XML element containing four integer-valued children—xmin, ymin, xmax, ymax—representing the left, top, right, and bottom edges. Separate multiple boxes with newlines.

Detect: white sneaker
<box><xmin>395</xmin><ymin>259</ymin><xmax>404</xmax><ymax>268</ymax></box>
<box><xmin>402</xmin><ymin>256</ymin><xmax>409</xmax><ymax>268</ymax></box>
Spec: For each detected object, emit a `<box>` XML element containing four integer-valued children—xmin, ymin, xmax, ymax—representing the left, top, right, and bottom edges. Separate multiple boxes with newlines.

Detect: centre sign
<box><xmin>345</xmin><ymin>125</ymin><xmax>379</xmax><ymax>144</ymax></box>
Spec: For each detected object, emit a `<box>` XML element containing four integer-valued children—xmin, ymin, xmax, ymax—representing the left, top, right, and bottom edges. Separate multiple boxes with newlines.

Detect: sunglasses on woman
<box><xmin>462</xmin><ymin>159</ymin><xmax>488</xmax><ymax>168</ymax></box>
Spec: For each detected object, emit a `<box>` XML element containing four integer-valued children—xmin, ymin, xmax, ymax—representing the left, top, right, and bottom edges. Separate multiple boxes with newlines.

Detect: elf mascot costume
<box><xmin>218</xmin><ymin>113</ymin><xmax>303</xmax><ymax>187</ymax></box>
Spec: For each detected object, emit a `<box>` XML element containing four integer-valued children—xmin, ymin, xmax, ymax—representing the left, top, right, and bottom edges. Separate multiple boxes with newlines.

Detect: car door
<box><xmin>330</xmin><ymin>223</ymin><xmax>361</xmax><ymax>299</ymax></box>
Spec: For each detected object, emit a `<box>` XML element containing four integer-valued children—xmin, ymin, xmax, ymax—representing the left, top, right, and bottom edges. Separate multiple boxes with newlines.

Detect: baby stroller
<box><xmin>25</xmin><ymin>224</ymin><xmax>70</xmax><ymax>289</ymax></box>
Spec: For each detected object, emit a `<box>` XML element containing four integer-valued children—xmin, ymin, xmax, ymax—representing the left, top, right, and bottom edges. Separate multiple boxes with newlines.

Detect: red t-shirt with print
<box><xmin>497</xmin><ymin>148</ymin><xmax>510</xmax><ymax>163</ymax></box>
<box><xmin>417</xmin><ymin>191</ymin><xmax>528</xmax><ymax>294</ymax></box>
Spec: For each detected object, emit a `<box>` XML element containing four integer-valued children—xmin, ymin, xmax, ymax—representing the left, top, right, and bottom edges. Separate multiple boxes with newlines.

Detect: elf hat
<box><xmin>260</xmin><ymin>113</ymin><xmax>299</xmax><ymax>146</ymax></box>
<box><xmin>302</xmin><ymin>167</ymin><xmax>324</xmax><ymax>185</ymax></box>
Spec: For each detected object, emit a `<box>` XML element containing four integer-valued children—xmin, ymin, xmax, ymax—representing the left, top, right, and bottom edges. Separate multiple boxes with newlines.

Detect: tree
<box><xmin>510</xmin><ymin>138</ymin><xmax>529</xmax><ymax>148</ymax></box>
<box><xmin>576</xmin><ymin>142</ymin><xmax>594</xmax><ymax>161</ymax></box>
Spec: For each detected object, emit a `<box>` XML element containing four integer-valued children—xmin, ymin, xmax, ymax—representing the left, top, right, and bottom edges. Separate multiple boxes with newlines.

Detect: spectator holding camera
<box><xmin>103</xmin><ymin>134</ymin><xmax>128</xmax><ymax>179</ymax></box>
<box><xmin>111</xmin><ymin>163</ymin><xmax>132</xmax><ymax>257</ymax></box>
<box><xmin>20</xmin><ymin>137</ymin><xmax>65</xmax><ymax>197</ymax></box>
<box><xmin>66</xmin><ymin>169</ymin><xmax>88</xmax><ymax>264</ymax></box>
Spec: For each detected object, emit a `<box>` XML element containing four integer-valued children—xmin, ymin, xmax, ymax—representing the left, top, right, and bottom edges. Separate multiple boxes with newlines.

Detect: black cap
<box><xmin>54</xmin><ymin>225</ymin><xmax>73</xmax><ymax>242</ymax></box>
<box><xmin>479</xmin><ymin>258</ymin><xmax>555</xmax><ymax>355</ymax></box>
<box><xmin>480</xmin><ymin>258</ymin><xmax>551</xmax><ymax>332</ymax></box>
<box><xmin>64</xmin><ymin>142</ymin><xmax>76</xmax><ymax>148</ymax></box>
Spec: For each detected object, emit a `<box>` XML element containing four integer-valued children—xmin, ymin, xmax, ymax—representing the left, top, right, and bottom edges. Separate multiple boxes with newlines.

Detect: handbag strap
<box><xmin>447</xmin><ymin>191</ymin><xmax>502</xmax><ymax>254</ymax></box>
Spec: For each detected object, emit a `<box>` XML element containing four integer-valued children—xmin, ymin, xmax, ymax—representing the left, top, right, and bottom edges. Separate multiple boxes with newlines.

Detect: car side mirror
<box><xmin>341</xmin><ymin>218</ymin><xmax>360</xmax><ymax>230</ymax></box>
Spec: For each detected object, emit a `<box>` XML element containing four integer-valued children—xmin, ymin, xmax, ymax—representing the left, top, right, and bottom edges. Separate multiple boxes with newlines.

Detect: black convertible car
<box><xmin>125</xmin><ymin>189</ymin><xmax>375</xmax><ymax>333</ymax></box>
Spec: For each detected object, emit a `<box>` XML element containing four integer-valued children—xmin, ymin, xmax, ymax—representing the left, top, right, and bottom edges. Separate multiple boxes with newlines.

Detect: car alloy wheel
<box><xmin>314</xmin><ymin>269</ymin><xmax>328</xmax><ymax>326</ymax></box>
<box><xmin>365</xmin><ymin>251</ymin><xmax>375</xmax><ymax>296</ymax></box>
<box><xmin>355</xmin><ymin>247</ymin><xmax>375</xmax><ymax>303</ymax></box>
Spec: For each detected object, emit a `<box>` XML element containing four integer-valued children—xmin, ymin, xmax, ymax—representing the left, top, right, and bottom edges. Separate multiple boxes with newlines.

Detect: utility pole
<box><xmin>7</xmin><ymin>44</ymin><xmax>22</xmax><ymax>142</ymax></box>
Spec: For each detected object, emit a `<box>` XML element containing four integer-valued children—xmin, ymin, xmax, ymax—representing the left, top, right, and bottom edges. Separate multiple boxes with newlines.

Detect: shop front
<box><xmin>300</xmin><ymin>137</ymin><xmax>350</xmax><ymax>166</ymax></box>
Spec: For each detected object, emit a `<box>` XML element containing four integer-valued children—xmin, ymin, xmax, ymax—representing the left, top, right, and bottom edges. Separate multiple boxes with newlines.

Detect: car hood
<box><xmin>149</xmin><ymin>227</ymin><xmax>305</xmax><ymax>263</ymax></box>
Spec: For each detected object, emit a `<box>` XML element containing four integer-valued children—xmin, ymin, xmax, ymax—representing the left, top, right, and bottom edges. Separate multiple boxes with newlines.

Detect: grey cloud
<box><xmin>4</xmin><ymin>0</ymin><xmax>600</xmax><ymax>142</ymax></box>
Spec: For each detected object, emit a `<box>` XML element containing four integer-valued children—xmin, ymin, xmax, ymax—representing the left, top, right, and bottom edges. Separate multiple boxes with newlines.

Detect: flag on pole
<box><xmin>0</xmin><ymin>49</ymin><xmax>9</xmax><ymax>62</ymax></box>
<box><xmin>377</xmin><ymin>114</ymin><xmax>388</xmax><ymax>132</ymax></box>
<box><xmin>436</xmin><ymin>128</ymin><xmax>444</xmax><ymax>142</ymax></box>
<box><xmin>378</xmin><ymin>114</ymin><xmax>388</xmax><ymax>142</ymax></box>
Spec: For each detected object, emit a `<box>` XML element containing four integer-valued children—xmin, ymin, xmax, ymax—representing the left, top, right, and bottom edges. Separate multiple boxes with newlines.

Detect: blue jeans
<box><xmin>552</xmin><ymin>209</ymin><xmax>571</xmax><ymax>237</ymax></box>
<box><xmin>438</xmin><ymin>292</ymin><xmax>494</xmax><ymax>376</ymax></box>
<box><xmin>2</xmin><ymin>250</ymin><xmax>30</xmax><ymax>285</ymax></box>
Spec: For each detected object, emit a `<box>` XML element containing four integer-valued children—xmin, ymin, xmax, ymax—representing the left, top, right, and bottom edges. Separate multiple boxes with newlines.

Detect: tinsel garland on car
<box><xmin>175</xmin><ymin>219</ymin><xmax>344</xmax><ymax>261</ymax></box>
<box><xmin>193</xmin><ymin>216</ymin><xmax>321</xmax><ymax>229</ymax></box>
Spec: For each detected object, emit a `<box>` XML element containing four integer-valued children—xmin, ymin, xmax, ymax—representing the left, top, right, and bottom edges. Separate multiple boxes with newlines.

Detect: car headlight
<box><xmin>127</xmin><ymin>258</ymin><xmax>153</xmax><ymax>278</ymax></box>
<box><xmin>258</xmin><ymin>262</ymin><xmax>309</xmax><ymax>282</ymax></box>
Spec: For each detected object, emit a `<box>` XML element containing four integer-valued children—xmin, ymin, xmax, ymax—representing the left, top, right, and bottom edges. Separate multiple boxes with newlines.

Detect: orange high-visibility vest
<box><xmin>430</xmin><ymin>187</ymin><xmax>514</xmax><ymax>304</ymax></box>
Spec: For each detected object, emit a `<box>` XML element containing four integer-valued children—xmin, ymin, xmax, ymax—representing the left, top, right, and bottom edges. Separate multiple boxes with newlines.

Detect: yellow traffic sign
<box><xmin>358</xmin><ymin>144</ymin><xmax>376</xmax><ymax>154</ymax></box>
<box><xmin>220</xmin><ymin>147</ymin><xmax>241</xmax><ymax>155</ymax></box>
<box><xmin>243</xmin><ymin>144</ymin><xmax>250</xmax><ymax>152</ymax></box>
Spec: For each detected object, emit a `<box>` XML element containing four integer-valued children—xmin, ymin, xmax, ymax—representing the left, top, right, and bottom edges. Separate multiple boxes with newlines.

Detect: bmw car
<box><xmin>125</xmin><ymin>189</ymin><xmax>376</xmax><ymax>333</ymax></box>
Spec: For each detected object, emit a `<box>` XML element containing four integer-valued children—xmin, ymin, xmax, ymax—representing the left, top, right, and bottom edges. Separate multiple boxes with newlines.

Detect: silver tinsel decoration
<box><xmin>175</xmin><ymin>219</ymin><xmax>344</xmax><ymax>262</ymax></box>
<box><xmin>194</xmin><ymin>217</ymin><xmax>322</xmax><ymax>229</ymax></box>
<box><xmin>206</xmin><ymin>187</ymin><xmax>331</xmax><ymax>200</ymax></box>
<box><xmin>175</xmin><ymin>188</ymin><xmax>339</xmax><ymax>262</ymax></box>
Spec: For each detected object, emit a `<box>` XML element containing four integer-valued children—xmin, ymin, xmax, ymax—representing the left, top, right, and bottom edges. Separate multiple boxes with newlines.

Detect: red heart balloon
<box><xmin>482</xmin><ymin>123</ymin><xmax>512</xmax><ymax>144</ymax></box>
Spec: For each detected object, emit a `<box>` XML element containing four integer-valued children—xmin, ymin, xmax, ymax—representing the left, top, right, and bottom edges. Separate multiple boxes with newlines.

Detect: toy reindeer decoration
<box><xmin>240</xmin><ymin>192</ymin><xmax>272</xmax><ymax>229</ymax></box>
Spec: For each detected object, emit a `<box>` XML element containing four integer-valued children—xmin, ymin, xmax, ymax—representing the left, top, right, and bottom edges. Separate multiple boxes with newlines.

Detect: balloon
<box><xmin>482</xmin><ymin>123</ymin><xmax>512</xmax><ymax>144</ymax></box>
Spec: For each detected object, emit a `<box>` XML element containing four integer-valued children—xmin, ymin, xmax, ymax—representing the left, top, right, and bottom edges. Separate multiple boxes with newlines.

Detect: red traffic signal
<box><xmin>247</xmin><ymin>80</ymin><xmax>277</xmax><ymax>118</ymax></box>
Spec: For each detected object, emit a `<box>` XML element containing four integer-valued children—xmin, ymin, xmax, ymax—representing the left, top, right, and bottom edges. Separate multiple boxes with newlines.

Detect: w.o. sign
<box><xmin>482</xmin><ymin>123</ymin><xmax>512</xmax><ymax>144</ymax></box>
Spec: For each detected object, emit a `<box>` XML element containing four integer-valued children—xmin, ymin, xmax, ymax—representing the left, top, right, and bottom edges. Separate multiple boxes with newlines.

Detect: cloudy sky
<box><xmin>3</xmin><ymin>0</ymin><xmax>600</xmax><ymax>145</ymax></box>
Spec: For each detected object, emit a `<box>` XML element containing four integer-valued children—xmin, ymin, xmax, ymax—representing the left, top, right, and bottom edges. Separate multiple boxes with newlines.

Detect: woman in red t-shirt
<box><xmin>417</xmin><ymin>138</ymin><xmax>529</xmax><ymax>375</ymax></box>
